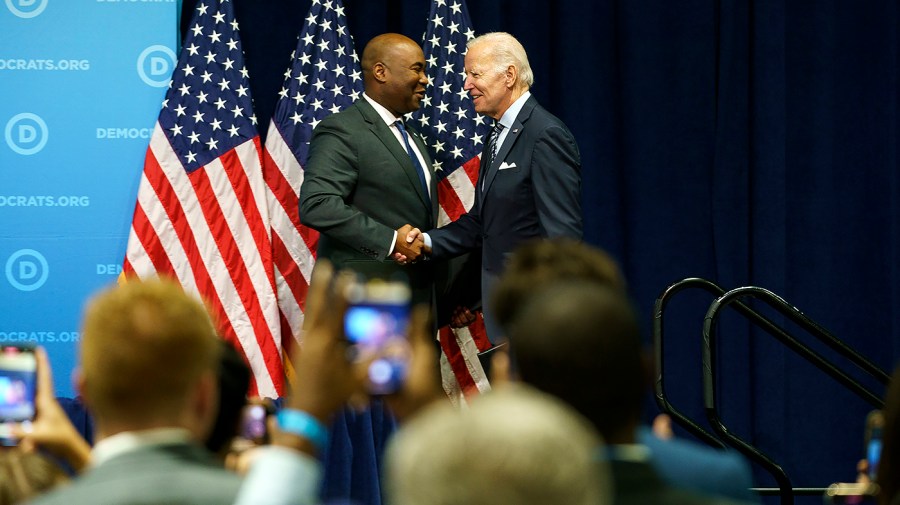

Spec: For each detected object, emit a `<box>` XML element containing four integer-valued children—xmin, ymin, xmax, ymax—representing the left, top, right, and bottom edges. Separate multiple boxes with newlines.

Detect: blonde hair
<box><xmin>386</xmin><ymin>386</ymin><xmax>610</xmax><ymax>505</ymax></box>
<box><xmin>468</xmin><ymin>32</ymin><xmax>534</xmax><ymax>88</ymax></box>
<box><xmin>80</xmin><ymin>278</ymin><xmax>220</xmax><ymax>424</ymax></box>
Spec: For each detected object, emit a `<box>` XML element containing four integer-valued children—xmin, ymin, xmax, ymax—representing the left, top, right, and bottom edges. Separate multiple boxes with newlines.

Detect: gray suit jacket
<box><xmin>29</xmin><ymin>442</ymin><xmax>242</xmax><ymax>505</ymax></box>
<box><xmin>299</xmin><ymin>98</ymin><xmax>439</xmax><ymax>305</ymax></box>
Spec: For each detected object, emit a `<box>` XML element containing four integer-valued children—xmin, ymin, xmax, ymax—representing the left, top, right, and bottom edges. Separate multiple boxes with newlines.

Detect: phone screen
<box><xmin>239</xmin><ymin>404</ymin><xmax>268</xmax><ymax>443</ymax></box>
<box><xmin>344</xmin><ymin>283</ymin><xmax>411</xmax><ymax>395</ymax></box>
<box><xmin>0</xmin><ymin>345</ymin><xmax>36</xmax><ymax>422</ymax></box>
<box><xmin>0</xmin><ymin>345</ymin><xmax>37</xmax><ymax>446</ymax></box>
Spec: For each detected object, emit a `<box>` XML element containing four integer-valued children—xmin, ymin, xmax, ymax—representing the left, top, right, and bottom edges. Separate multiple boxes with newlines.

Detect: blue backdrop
<box><xmin>0</xmin><ymin>0</ymin><xmax>177</xmax><ymax>397</ymax></box>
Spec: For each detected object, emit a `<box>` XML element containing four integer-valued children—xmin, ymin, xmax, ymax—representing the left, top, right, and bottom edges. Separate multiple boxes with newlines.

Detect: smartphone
<box><xmin>864</xmin><ymin>410</ymin><xmax>883</xmax><ymax>480</ymax></box>
<box><xmin>0</xmin><ymin>345</ymin><xmax>37</xmax><ymax>446</ymax></box>
<box><xmin>344</xmin><ymin>280</ymin><xmax>412</xmax><ymax>395</ymax></box>
<box><xmin>239</xmin><ymin>404</ymin><xmax>269</xmax><ymax>444</ymax></box>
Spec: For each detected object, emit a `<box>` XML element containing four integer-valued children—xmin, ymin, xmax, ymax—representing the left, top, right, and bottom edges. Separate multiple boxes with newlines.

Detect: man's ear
<box><xmin>373</xmin><ymin>61</ymin><xmax>388</xmax><ymax>83</ymax></box>
<box><xmin>74</xmin><ymin>368</ymin><xmax>89</xmax><ymax>405</ymax></box>
<box><xmin>505</xmin><ymin>65</ymin><xmax>518</xmax><ymax>88</ymax></box>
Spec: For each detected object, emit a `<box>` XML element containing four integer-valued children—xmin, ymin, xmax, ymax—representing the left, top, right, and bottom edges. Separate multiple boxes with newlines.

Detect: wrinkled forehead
<box><xmin>464</xmin><ymin>46</ymin><xmax>491</xmax><ymax>72</ymax></box>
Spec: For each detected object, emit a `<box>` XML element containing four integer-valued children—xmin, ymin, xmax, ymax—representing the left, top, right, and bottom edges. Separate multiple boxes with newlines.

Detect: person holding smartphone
<box><xmin>234</xmin><ymin>260</ymin><xmax>445</xmax><ymax>505</ymax></box>
<box><xmin>30</xmin><ymin>279</ymin><xmax>243</xmax><ymax>505</ymax></box>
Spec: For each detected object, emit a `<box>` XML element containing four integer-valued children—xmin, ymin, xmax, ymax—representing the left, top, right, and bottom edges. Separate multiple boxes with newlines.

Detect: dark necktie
<box><xmin>487</xmin><ymin>121</ymin><xmax>505</xmax><ymax>166</ymax></box>
<box><xmin>395</xmin><ymin>120</ymin><xmax>430</xmax><ymax>205</ymax></box>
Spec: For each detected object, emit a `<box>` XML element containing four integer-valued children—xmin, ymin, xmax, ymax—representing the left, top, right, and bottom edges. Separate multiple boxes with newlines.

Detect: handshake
<box><xmin>392</xmin><ymin>224</ymin><xmax>429</xmax><ymax>265</ymax></box>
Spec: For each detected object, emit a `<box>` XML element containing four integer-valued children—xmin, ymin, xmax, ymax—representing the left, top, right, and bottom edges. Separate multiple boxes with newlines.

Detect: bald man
<box><xmin>300</xmin><ymin>33</ymin><xmax>438</xmax><ymax>307</ymax></box>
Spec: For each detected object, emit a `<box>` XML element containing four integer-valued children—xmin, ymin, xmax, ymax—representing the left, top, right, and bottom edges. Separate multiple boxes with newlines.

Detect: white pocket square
<box><xmin>498</xmin><ymin>161</ymin><xmax>517</xmax><ymax>170</ymax></box>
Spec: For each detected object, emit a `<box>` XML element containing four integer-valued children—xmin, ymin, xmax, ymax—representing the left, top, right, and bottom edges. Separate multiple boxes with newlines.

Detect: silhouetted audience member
<box><xmin>509</xmin><ymin>280</ymin><xmax>755</xmax><ymax>505</ymax></box>
<box><xmin>491</xmin><ymin>237</ymin><xmax>626</xmax><ymax>331</ymax></box>
<box><xmin>386</xmin><ymin>385</ymin><xmax>609</xmax><ymax>505</ymax></box>
<box><xmin>0</xmin><ymin>448</ymin><xmax>68</xmax><ymax>505</ymax></box>
<box><xmin>876</xmin><ymin>365</ymin><xmax>900</xmax><ymax>505</ymax></box>
<box><xmin>492</xmin><ymin>238</ymin><xmax>758</xmax><ymax>503</ymax></box>
<box><xmin>30</xmin><ymin>279</ymin><xmax>242</xmax><ymax>505</ymax></box>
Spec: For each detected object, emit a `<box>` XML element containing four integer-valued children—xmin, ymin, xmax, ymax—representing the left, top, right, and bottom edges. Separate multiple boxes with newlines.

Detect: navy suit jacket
<box><xmin>428</xmin><ymin>95</ymin><xmax>582</xmax><ymax>339</ymax></box>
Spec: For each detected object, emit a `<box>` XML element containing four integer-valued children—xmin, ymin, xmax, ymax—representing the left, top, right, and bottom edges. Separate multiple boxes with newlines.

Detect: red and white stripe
<box><xmin>261</xmin><ymin>121</ymin><xmax>318</xmax><ymax>361</ymax></box>
<box><xmin>436</xmin><ymin>156</ymin><xmax>494</xmax><ymax>401</ymax></box>
<box><xmin>123</xmin><ymin>124</ymin><xmax>284</xmax><ymax>398</ymax></box>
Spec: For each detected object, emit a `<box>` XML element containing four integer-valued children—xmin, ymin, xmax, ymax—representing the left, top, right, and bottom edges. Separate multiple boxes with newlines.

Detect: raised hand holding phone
<box><xmin>344</xmin><ymin>279</ymin><xmax>412</xmax><ymax>396</ymax></box>
<box><xmin>0</xmin><ymin>344</ymin><xmax>37</xmax><ymax>446</ymax></box>
<box><xmin>9</xmin><ymin>346</ymin><xmax>91</xmax><ymax>471</ymax></box>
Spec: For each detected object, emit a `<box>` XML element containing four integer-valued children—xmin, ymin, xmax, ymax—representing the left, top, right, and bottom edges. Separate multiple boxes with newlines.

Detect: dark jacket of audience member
<box><xmin>509</xmin><ymin>281</ymin><xmax>756</xmax><ymax>505</ymax></box>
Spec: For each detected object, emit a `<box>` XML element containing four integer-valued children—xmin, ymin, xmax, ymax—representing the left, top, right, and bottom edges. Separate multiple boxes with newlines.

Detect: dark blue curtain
<box><xmin>178</xmin><ymin>1</ymin><xmax>900</xmax><ymax>504</ymax></box>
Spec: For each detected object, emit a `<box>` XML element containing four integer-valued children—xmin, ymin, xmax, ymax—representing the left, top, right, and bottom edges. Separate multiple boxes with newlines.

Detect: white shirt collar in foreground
<box><xmin>91</xmin><ymin>427</ymin><xmax>193</xmax><ymax>467</ymax></box>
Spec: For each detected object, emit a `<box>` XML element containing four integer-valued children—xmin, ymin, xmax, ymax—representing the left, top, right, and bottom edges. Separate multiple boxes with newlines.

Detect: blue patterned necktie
<box><xmin>487</xmin><ymin>121</ymin><xmax>505</xmax><ymax>165</ymax></box>
<box><xmin>395</xmin><ymin>120</ymin><xmax>430</xmax><ymax>205</ymax></box>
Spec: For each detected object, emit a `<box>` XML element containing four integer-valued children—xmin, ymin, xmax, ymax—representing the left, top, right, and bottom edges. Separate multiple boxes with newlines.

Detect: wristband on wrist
<box><xmin>276</xmin><ymin>409</ymin><xmax>329</xmax><ymax>452</ymax></box>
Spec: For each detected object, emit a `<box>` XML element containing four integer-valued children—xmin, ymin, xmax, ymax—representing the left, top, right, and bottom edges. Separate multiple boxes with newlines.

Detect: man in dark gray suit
<box><xmin>405</xmin><ymin>32</ymin><xmax>583</xmax><ymax>343</ymax></box>
<box><xmin>31</xmin><ymin>279</ymin><xmax>241</xmax><ymax>505</ymax></box>
<box><xmin>300</xmin><ymin>33</ymin><xmax>436</xmax><ymax>306</ymax></box>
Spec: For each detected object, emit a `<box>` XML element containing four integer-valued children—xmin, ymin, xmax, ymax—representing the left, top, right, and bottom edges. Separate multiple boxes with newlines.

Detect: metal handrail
<box><xmin>653</xmin><ymin>278</ymin><xmax>839</xmax><ymax>447</ymax></box>
<box><xmin>653</xmin><ymin>278</ymin><xmax>731</xmax><ymax>448</ymax></box>
<box><xmin>702</xmin><ymin>286</ymin><xmax>890</xmax><ymax>505</ymax></box>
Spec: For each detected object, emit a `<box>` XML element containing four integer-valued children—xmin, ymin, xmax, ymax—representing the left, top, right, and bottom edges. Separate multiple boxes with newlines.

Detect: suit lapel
<box><xmin>357</xmin><ymin>100</ymin><xmax>433</xmax><ymax>215</ymax></box>
<box><xmin>480</xmin><ymin>96</ymin><xmax>536</xmax><ymax>203</ymax></box>
<box><xmin>409</xmin><ymin>128</ymin><xmax>437</xmax><ymax>222</ymax></box>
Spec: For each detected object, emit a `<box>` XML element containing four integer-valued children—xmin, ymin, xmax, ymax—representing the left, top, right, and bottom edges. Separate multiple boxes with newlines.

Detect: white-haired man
<box><xmin>405</xmin><ymin>32</ymin><xmax>583</xmax><ymax>345</ymax></box>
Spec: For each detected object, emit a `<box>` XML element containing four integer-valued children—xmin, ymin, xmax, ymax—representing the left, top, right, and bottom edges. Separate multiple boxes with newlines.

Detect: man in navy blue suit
<box><xmin>404</xmin><ymin>32</ymin><xmax>583</xmax><ymax>344</ymax></box>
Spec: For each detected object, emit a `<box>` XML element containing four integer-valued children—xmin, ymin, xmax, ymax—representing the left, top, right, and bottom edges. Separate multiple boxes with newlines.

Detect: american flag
<box><xmin>122</xmin><ymin>0</ymin><xmax>284</xmax><ymax>398</ymax></box>
<box><xmin>410</xmin><ymin>0</ymin><xmax>493</xmax><ymax>400</ymax></box>
<box><xmin>261</xmin><ymin>0</ymin><xmax>362</xmax><ymax>379</ymax></box>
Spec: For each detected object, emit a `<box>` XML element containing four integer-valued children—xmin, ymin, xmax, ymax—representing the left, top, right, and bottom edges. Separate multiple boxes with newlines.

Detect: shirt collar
<box><xmin>92</xmin><ymin>428</ymin><xmax>194</xmax><ymax>467</ymax></box>
<box><xmin>497</xmin><ymin>90</ymin><xmax>531</xmax><ymax>129</ymax></box>
<box><xmin>363</xmin><ymin>92</ymin><xmax>403</xmax><ymax>126</ymax></box>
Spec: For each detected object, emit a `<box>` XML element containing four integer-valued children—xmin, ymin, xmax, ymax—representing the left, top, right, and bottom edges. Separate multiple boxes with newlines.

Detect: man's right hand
<box><xmin>393</xmin><ymin>224</ymin><xmax>424</xmax><ymax>264</ymax></box>
<box><xmin>404</xmin><ymin>227</ymin><xmax>431</xmax><ymax>254</ymax></box>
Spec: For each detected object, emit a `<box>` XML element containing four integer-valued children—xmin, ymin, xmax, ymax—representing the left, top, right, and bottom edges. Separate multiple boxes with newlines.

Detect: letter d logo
<box><xmin>137</xmin><ymin>45</ymin><xmax>177</xmax><ymax>88</ymax></box>
<box><xmin>5</xmin><ymin>0</ymin><xmax>48</xmax><ymax>18</ymax></box>
<box><xmin>5</xmin><ymin>113</ymin><xmax>48</xmax><ymax>155</ymax></box>
<box><xmin>5</xmin><ymin>249</ymin><xmax>49</xmax><ymax>291</ymax></box>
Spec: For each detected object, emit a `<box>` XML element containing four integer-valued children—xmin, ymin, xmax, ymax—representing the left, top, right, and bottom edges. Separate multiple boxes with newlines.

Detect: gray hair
<box><xmin>385</xmin><ymin>385</ymin><xmax>610</xmax><ymax>505</ymax></box>
<box><xmin>468</xmin><ymin>32</ymin><xmax>534</xmax><ymax>88</ymax></box>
